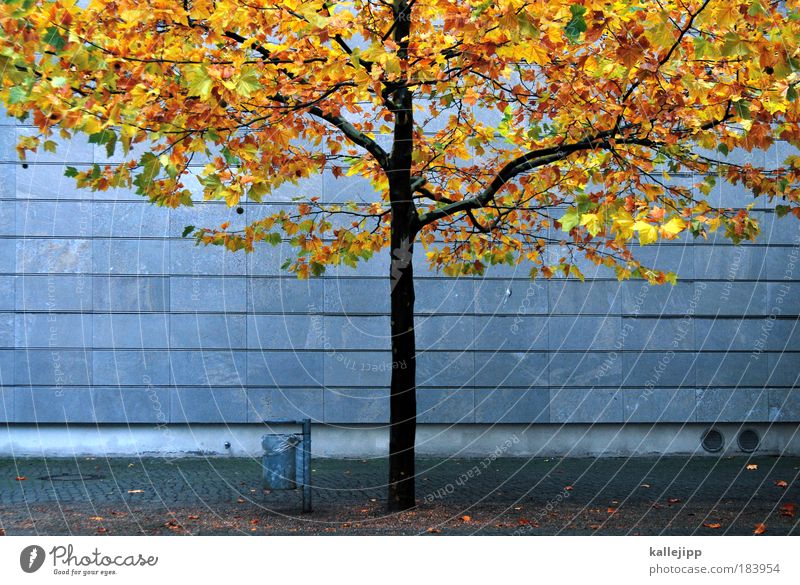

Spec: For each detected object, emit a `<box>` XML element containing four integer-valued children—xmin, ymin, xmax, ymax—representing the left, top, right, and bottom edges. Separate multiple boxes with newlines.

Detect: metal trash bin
<box><xmin>261</xmin><ymin>419</ymin><xmax>312</xmax><ymax>512</ymax></box>
<box><xmin>262</xmin><ymin>434</ymin><xmax>301</xmax><ymax>490</ymax></box>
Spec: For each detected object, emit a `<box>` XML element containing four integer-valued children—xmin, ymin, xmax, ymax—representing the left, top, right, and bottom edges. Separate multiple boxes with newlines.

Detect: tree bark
<box><xmin>387</xmin><ymin>223</ymin><xmax>417</xmax><ymax>511</ymax></box>
<box><xmin>386</xmin><ymin>0</ymin><xmax>417</xmax><ymax>512</ymax></box>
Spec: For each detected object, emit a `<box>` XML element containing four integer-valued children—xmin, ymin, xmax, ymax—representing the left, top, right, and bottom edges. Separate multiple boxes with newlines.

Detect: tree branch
<box><xmin>418</xmin><ymin>133</ymin><xmax>659</xmax><ymax>226</ymax></box>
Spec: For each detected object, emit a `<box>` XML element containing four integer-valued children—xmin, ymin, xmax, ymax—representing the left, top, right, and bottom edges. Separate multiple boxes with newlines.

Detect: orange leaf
<box><xmin>753</xmin><ymin>523</ymin><xmax>767</xmax><ymax>535</ymax></box>
<box><xmin>460</xmin><ymin>515</ymin><xmax>471</xmax><ymax>523</ymax></box>
<box><xmin>14</xmin><ymin>476</ymin><xmax>26</xmax><ymax>481</ymax></box>
<box><xmin>426</xmin><ymin>527</ymin><xmax>441</xmax><ymax>533</ymax></box>
<box><xmin>780</xmin><ymin>503</ymin><xmax>795</xmax><ymax>518</ymax></box>
<box><xmin>703</xmin><ymin>522</ymin><xmax>722</xmax><ymax>529</ymax></box>
<box><xmin>775</xmin><ymin>480</ymin><xmax>789</xmax><ymax>489</ymax></box>
<box><xmin>607</xmin><ymin>507</ymin><xmax>617</xmax><ymax>514</ymax></box>
<box><xmin>89</xmin><ymin>516</ymin><xmax>104</xmax><ymax>521</ymax></box>
<box><xmin>564</xmin><ymin>485</ymin><xmax>573</xmax><ymax>491</ymax></box>
<box><xmin>188</xmin><ymin>515</ymin><xmax>200</xmax><ymax>520</ymax></box>
<box><xmin>249</xmin><ymin>519</ymin><xmax>259</xmax><ymax>525</ymax></box>
<box><xmin>220</xmin><ymin>221</ymin><xmax>230</xmax><ymax>230</ymax></box>
<box><xmin>746</xmin><ymin>464</ymin><xmax>758</xmax><ymax>470</ymax></box>
<box><xmin>589</xmin><ymin>524</ymin><xmax>601</xmax><ymax>530</ymax></box>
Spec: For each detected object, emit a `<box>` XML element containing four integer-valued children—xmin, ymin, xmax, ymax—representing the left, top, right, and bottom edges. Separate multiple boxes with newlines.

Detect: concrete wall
<box><xmin>1</xmin><ymin>111</ymin><xmax>799</xmax><ymax>455</ymax></box>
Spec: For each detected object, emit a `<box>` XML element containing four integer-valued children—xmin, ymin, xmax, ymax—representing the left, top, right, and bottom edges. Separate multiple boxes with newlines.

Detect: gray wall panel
<box><xmin>2</xmin><ymin>117</ymin><xmax>798</xmax><ymax>427</ymax></box>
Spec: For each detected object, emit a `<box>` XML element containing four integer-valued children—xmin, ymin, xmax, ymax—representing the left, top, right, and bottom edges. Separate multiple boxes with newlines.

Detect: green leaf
<box><xmin>775</xmin><ymin>205</ymin><xmax>790</xmax><ymax>218</ymax></box>
<box><xmin>310</xmin><ymin>262</ymin><xmax>325</xmax><ymax>277</ymax></box>
<box><xmin>64</xmin><ymin>166</ymin><xmax>79</xmax><ymax>178</ymax></box>
<box><xmin>186</xmin><ymin>66</ymin><xmax>214</xmax><ymax>100</ymax></box>
<box><xmin>42</xmin><ymin>26</ymin><xmax>66</xmax><ymax>51</ymax></box>
<box><xmin>104</xmin><ymin>131</ymin><xmax>117</xmax><ymax>158</ymax></box>
<box><xmin>788</xmin><ymin>85</ymin><xmax>798</xmax><ymax>103</ymax></box>
<box><xmin>181</xmin><ymin>225</ymin><xmax>195</xmax><ymax>238</ymax></box>
<box><xmin>748</xmin><ymin>0</ymin><xmax>766</xmax><ymax>16</ymax></box>
<box><xmin>140</xmin><ymin>152</ymin><xmax>161</xmax><ymax>182</ymax></box>
<box><xmin>717</xmin><ymin>143</ymin><xmax>729</xmax><ymax>156</ymax></box>
<box><xmin>734</xmin><ymin>100</ymin><xmax>751</xmax><ymax>120</ymax></box>
<box><xmin>236</xmin><ymin>68</ymin><xmax>262</xmax><ymax>97</ymax></box>
<box><xmin>8</xmin><ymin>85</ymin><xmax>27</xmax><ymax>104</ymax></box>
<box><xmin>564</xmin><ymin>5</ymin><xmax>587</xmax><ymax>43</ymax></box>
<box><xmin>220</xmin><ymin>146</ymin><xmax>240</xmax><ymax>166</ymax></box>
<box><xmin>559</xmin><ymin>207</ymin><xmax>580</xmax><ymax>232</ymax></box>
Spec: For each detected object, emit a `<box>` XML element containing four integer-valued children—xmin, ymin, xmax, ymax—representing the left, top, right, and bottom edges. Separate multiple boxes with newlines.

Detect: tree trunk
<box><xmin>387</xmin><ymin>225</ymin><xmax>417</xmax><ymax>511</ymax></box>
<box><xmin>386</xmin><ymin>0</ymin><xmax>417</xmax><ymax>512</ymax></box>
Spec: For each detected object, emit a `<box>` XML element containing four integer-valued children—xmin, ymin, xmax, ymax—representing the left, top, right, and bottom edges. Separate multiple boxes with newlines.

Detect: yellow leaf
<box><xmin>633</xmin><ymin>220</ymin><xmax>659</xmax><ymax>245</ymax></box>
<box><xmin>611</xmin><ymin>210</ymin><xmax>635</xmax><ymax>240</ymax></box>
<box><xmin>579</xmin><ymin>213</ymin><xmax>602</xmax><ymax>236</ymax></box>
<box><xmin>660</xmin><ymin>217</ymin><xmax>685</xmax><ymax>238</ymax></box>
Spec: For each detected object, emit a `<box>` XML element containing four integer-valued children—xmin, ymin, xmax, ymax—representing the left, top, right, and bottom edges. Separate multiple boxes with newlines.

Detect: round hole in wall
<box><xmin>236</xmin><ymin>207</ymin><xmax>244</xmax><ymax>215</ymax></box>
<box><xmin>701</xmin><ymin>428</ymin><xmax>724</xmax><ymax>453</ymax></box>
<box><xmin>738</xmin><ymin>429</ymin><xmax>760</xmax><ymax>453</ymax></box>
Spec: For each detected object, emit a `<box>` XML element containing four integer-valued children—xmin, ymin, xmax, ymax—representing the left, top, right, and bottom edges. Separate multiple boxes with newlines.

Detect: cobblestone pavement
<box><xmin>1</xmin><ymin>455</ymin><xmax>799</xmax><ymax>535</ymax></box>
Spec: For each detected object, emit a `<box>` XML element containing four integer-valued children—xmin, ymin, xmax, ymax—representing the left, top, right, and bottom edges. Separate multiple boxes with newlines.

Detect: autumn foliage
<box><xmin>1</xmin><ymin>0</ymin><xmax>798</xmax><ymax>280</ymax></box>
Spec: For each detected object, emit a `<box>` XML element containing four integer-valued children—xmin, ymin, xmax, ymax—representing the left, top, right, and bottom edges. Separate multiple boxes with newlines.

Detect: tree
<box><xmin>2</xmin><ymin>0</ymin><xmax>800</xmax><ymax>510</ymax></box>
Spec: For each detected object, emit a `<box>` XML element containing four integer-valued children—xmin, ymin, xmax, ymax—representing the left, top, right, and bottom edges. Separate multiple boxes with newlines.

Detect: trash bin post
<box><xmin>302</xmin><ymin>418</ymin><xmax>311</xmax><ymax>513</ymax></box>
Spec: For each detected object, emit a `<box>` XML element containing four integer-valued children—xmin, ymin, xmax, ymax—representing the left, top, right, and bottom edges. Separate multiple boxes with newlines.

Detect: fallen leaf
<box><xmin>775</xmin><ymin>480</ymin><xmax>789</xmax><ymax>489</ymax></box>
<box><xmin>249</xmin><ymin>519</ymin><xmax>259</xmax><ymax>525</ymax></box>
<box><xmin>14</xmin><ymin>476</ymin><xmax>26</xmax><ymax>481</ymax></box>
<box><xmin>460</xmin><ymin>515</ymin><xmax>471</xmax><ymax>523</ymax></box>
<box><xmin>651</xmin><ymin>503</ymin><xmax>663</xmax><ymax>509</ymax></box>
<box><xmin>426</xmin><ymin>528</ymin><xmax>441</xmax><ymax>533</ymax></box>
<box><xmin>640</xmin><ymin>483</ymin><xmax>651</xmax><ymax>488</ymax></box>
<box><xmin>703</xmin><ymin>522</ymin><xmax>722</xmax><ymax>529</ymax></box>
<box><xmin>667</xmin><ymin>498</ymin><xmax>681</xmax><ymax>504</ymax></box>
<box><xmin>753</xmin><ymin>523</ymin><xmax>767</xmax><ymax>535</ymax></box>
<box><xmin>589</xmin><ymin>524</ymin><xmax>601</xmax><ymax>530</ymax></box>
<box><xmin>746</xmin><ymin>464</ymin><xmax>758</xmax><ymax>470</ymax></box>
<box><xmin>780</xmin><ymin>503</ymin><xmax>795</xmax><ymax>518</ymax></box>
<box><xmin>237</xmin><ymin>498</ymin><xmax>245</xmax><ymax>503</ymax></box>
<box><xmin>89</xmin><ymin>516</ymin><xmax>104</xmax><ymax>521</ymax></box>
<box><xmin>187</xmin><ymin>515</ymin><xmax>200</xmax><ymax>520</ymax></box>
<box><xmin>607</xmin><ymin>507</ymin><xmax>617</xmax><ymax>514</ymax></box>
<box><xmin>97</xmin><ymin>527</ymin><xmax>108</xmax><ymax>534</ymax></box>
<box><xmin>109</xmin><ymin>511</ymin><xmax>126</xmax><ymax>517</ymax></box>
<box><xmin>127</xmin><ymin>489</ymin><xmax>144</xmax><ymax>494</ymax></box>
<box><xmin>0</xmin><ymin>528</ymin><xmax>5</xmax><ymax>536</ymax></box>
<box><xmin>564</xmin><ymin>485</ymin><xmax>573</xmax><ymax>491</ymax></box>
